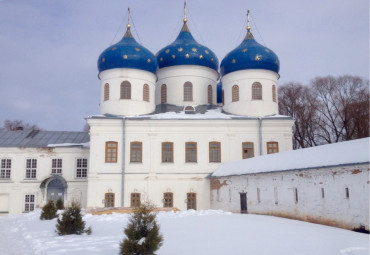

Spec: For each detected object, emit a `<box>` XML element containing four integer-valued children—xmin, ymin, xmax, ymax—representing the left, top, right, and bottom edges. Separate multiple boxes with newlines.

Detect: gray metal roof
<box><xmin>0</xmin><ymin>130</ymin><xmax>90</xmax><ymax>148</ymax></box>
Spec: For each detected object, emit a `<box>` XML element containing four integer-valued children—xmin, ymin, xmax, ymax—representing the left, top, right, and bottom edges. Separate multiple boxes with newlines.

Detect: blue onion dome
<box><xmin>220</xmin><ymin>29</ymin><xmax>280</xmax><ymax>76</ymax></box>
<box><xmin>156</xmin><ymin>21</ymin><xmax>218</xmax><ymax>72</ymax></box>
<box><xmin>97</xmin><ymin>25</ymin><xmax>157</xmax><ymax>74</ymax></box>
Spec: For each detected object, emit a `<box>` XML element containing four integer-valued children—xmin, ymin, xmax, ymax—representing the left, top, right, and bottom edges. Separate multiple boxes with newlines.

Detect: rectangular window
<box><xmin>51</xmin><ymin>158</ymin><xmax>62</xmax><ymax>174</ymax></box>
<box><xmin>162</xmin><ymin>142</ymin><xmax>173</xmax><ymax>163</ymax></box>
<box><xmin>163</xmin><ymin>192</ymin><xmax>173</xmax><ymax>207</ymax></box>
<box><xmin>0</xmin><ymin>159</ymin><xmax>11</xmax><ymax>179</ymax></box>
<box><xmin>209</xmin><ymin>142</ymin><xmax>221</xmax><ymax>162</ymax></box>
<box><xmin>104</xmin><ymin>193</ymin><xmax>115</xmax><ymax>207</ymax></box>
<box><xmin>105</xmin><ymin>141</ymin><xmax>118</xmax><ymax>163</ymax></box>
<box><xmin>274</xmin><ymin>187</ymin><xmax>278</xmax><ymax>205</ymax></box>
<box><xmin>257</xmin><ymin>188</ymin><xmax>261</xmax><ymax>203</ymax></box>
<box><xmin>130</xmin><ymin>193</ymin><xmax>141</xmax><ymax>207</ymax></box>
<box><xmin>130</xmin><ymin>142</ymin><xmax>142</xmax><ymax>163</ymax></box>
<box><xmin>345</xmin><ymin>187</ymin><xmax>349</xmax><ymax>199</ymax></box>
<box><xmin>76</xmin><ymin>158</ymin><xmax>88</xmax><ymax>178</ymax></box>
<box><xmin>187</xmin><ymin>192</ymin><xmax>197</xmax><ymax>210</ymax></box>
<box><xmin>294</xmin><ymin>188</ymin><xmax>298</xmax><ymax>203</ymax></box>
<box><xmin>267</xmin><ymin>142</ymin><xmax>279</xmax><ymax>154</ymax></box>
<box><xmin>185</xmin><ymin>142</ymin><xmax>197</xmax><ymax>163</ymax></box>
<box><xmin>242</xmin><ymin>142</ymin><xmax>254</xmax><ymax>159</ymax></box>
<box><xmin>25</xmin><ymin>159</ymin><xmax>37</xmax><ymax>179</ymax></box>
<box><xmin>321</xmin><ymin>188</ymin><xmax>325</xmax><ymax>199</ymax></box>
<box><xmin>25</xmin><ymin>194</ymin><xmax>35</xmax><ymax>212</ymax></box>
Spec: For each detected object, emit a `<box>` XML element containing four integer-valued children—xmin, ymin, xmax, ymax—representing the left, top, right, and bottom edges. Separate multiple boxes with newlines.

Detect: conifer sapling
<box><xmin>40</xmin><ymin>199</ymin><xmax>57</xmax><ymax>220</ymax></box>
<box><xmin>120</xmin><ymin>202</ymin><xmax>163</xmax><ymax>255</ymax></box>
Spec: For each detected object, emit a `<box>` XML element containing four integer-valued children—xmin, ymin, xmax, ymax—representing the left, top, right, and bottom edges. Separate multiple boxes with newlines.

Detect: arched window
<box><xmin>272</xmin><ymin>84</ymin><xmax>277</xmax><ymax>102</ymax></box>
<box><xmin>232</xmin><ymin>85</ymin><xmax>239</xmax><ymax>102</ymax></box>
<box><xmin>207</xmin><ymin>85</ymin><xmax>212</xmax><ymax>104</ymax></box>
<box><xmin>120</xmin><ymin>81</ymin><xmax>131</xmax><ymax>99</ymax></box>
<box><xmin>252</xmin><ymin>82</ymin><xmax>262</xmax><ymax>100</ymax></box>
<box><xmin>143</xmin><ymin>84</ymin><xmax>149</xmax><ymax>102</ymax></box>
<box><xmin>184</xmin><ymin>82</ymin><xmax>193</xmax><ymax>101</ymax></box>
<box><xmin>161</xmin><ymin>84</ymin><xmax>167</xmax><ymax>104</ymax></box>
<box><xmin>104</xmin><ymin>83</ymin><xmax>109</xmax><ymax>101</ymax></box>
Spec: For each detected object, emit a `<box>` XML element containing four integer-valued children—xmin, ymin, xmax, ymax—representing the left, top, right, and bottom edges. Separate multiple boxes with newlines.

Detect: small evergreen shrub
<box><xmin>40</xmin><ymin>200</ymin><xmax>57</xmax><ymax>220</ymax></box>
<box><xmin>120</xmin><ymin>202</ymin><xmax>163</xmax><ymax>255</ymax></box>
<box><xmin>353</xmin><ymin>225</ymin><xmax>369</xmax><ymax>234</ymax></box>
<box><xmin>55</xmin><ymin>198</ymin><xmax>64</xmax><ymax>210</ymax></box>
<box><xmin>56</xmin><ymin>201</ymin><xmax>91</xmax><ymax>235</ymax></box>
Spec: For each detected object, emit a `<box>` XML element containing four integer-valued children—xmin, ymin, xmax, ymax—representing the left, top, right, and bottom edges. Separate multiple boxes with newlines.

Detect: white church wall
<box><xmin>99</xmin><ymin>68</ymin><xmax>156</xmax><ymax>116</ymax></box>
<box><xmin>86</xmin><ymin>116</ymin><xmax>293</xmax><ymax>210</ymax></box>
<box><xmin>210</xmin><ymin>163</ymin><xmax>369</xmax><ymax>230</ymax></box>
<box><xmin>156</xmin><ymin>65</ymin><xmax>219</xmax><ymax>106</ymax></box>
<box><xmin>222</xmin><ymin>69</ymin><xmax>279</xmax><ymax>116</ymax></box>
<box><xmin>0</xmin><ymin>146</ymin><xmax>89</xmax><ymax>214</ymax></box>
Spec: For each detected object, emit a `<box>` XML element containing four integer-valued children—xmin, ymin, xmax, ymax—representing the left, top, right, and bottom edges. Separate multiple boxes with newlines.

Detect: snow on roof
<box><xmin>88</xmin><ymin>107</ymin><xmax>292</xmax><ymax>120</ymax></box>
<box><xmin>212</xmin><ymin>138</ymin><xmax>370</xmax><ymax>177</ymax></box>
<box><xmin>47</xmin><ymin>142</ymin><xmax>90</xmax><ymax>148</ymax></box>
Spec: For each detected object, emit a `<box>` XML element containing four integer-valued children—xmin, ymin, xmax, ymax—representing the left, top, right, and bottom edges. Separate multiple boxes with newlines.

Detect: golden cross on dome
<box><xmin>183</xmin><ymin>0</ymin><xmax>187</xmax><ymax>23</ymax></box>
<box><xmin>127</xmin><ymin>7</ymin><xmax>131</xmax><ymax>29</ymax></box>
<box><xmin>247</xmin><ymin>9</ymin><xmax>251</xmax><ymax>32</ymax></box>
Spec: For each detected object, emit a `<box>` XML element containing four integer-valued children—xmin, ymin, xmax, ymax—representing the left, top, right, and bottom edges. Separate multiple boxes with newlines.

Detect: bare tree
<box><xmin>279</xmin><ymin>82</ymin><xmax>320</xmax><ymax>149</ymax></box>
<box><xmin>311</xmin><ymin>75</ymin><xmax>369</xmax><ymax>143</ymax></box>
<box><xmin>2</xmin><ymin>120</ymin><xmax>41</xmax><ymax>131</ymax></box>
<box><xmin>279</xmin><ymin>75</ymin><xmax>369</xmax><ymax>149</ymax></box>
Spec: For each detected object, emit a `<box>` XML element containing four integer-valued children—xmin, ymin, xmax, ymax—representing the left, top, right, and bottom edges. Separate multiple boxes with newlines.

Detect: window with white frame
<box><xmin>51</xmin><ymin>159</ymin><xmax>62</xmax><ymax>174</ymax></box>
<box><xmin>25</xmin><ymin>159</ymin><xmax>37</xmax><ymax>179</ymax></box>
<box><xmin>25</xmin><ymin>194</ymin><xmax>35</xmax><ymax>212</ymax></box>
<box><xmin>76</xmin><ymin>158</ymin><xmax>88</xmax><ymax>178</ymax></box>
<box><xmin>0</xmin><ymin>159</ymin><xmax>11</xmax><ymax>179</ymax></box>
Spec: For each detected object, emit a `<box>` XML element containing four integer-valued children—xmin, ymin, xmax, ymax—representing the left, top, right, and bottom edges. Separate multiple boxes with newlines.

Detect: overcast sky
<box><xmin>0</xmin><ymin>0</ymin><xmax>368</xmax><ymax>131</ymax></box>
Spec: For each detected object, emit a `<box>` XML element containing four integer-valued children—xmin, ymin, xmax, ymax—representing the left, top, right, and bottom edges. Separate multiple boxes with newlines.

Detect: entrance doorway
<box><xmin>240</xmin><ymin>193</ymin><xmax>247</xmax><ymax>214</ymax></box>
<box><xmin>47</xmin><ymin>178</ymin><xmax>65</xmax><ymax>202</ymax></box>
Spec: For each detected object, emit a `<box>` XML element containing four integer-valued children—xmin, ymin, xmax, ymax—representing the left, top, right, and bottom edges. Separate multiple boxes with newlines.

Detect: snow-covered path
<box><xmin>0</xmin><ymin>210</ymin><xmax>368</xmax><ymax>255</ymax></box>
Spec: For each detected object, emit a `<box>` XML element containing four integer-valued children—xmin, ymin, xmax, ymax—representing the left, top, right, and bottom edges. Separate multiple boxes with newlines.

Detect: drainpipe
<box><xmin>121</xmin><ymin>117</ymin><xmax>126</xmax><ymax>207</ymax></box>
<box><xmin>258</xmin><ymin>117</ymin><xmax>263</xmax><ymax>156</ymax></box>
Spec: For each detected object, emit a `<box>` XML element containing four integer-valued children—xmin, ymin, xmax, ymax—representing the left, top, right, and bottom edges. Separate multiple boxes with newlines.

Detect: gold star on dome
<box><xmin>211</xmin><ymin>58</ymin><xmax>214</xmax><ymax>62</ymax></box>
<box><xmin>205</xmin><ymin>50</ymin><xmax>209</xmax><ymax>54</ymax></box>
<box><xmin>102</xmin><ymin>57</ymin><xmax>105</xmax><ymax>63</ymax></box>
<box><xmin>185</xmin><ymin>43</ymin><xmax>189</xmax><ymax>46</ymax></box>
<box><xmin>112</xmin><ymin>47</ymin><xmax>117</xmax><ymax>51</ymax></box>
<box><xmin>242</xmin><ymin>48</ymin><xmax>247</xmax><ymax>52</ymax></box>
<box><xmin>123</xmin><ymin>55</ymin><xmax>128</xmax><ymax>59</ymax></box>
<box><xmin>192</xmin><ymin>48</ymin><xmax>197</xmax><ymax>52</ymax></box>
<box><xmin>147</xmin><ymin>59</ymin><xmax>151</xmax><ymax>63</ymax></box>
<box><xmin>185</xmin><ymin>53</ymin><xmax>190</xmax><ymax>58</ymax></box>
<box><xmin>199</xmin><ymin>55</ymin><xmax>203</xmax><ymax>59</ymax></box>
<box><xmin>264</xmin><ymin>49</ymin><xmax>270</xmax><ymax>53</ymax></box>
<box><xmin>255</xmin><ymin>55</ymin><xmax>261</xmax><ymax>61</ymax></box>
<box><xmin>275</xmin><ymin>59</ymin><xmax>278</xmax><ymax>64</ymax></box>
<box><xmin>135</xmin><ymin>48</ymin><xmax>141</xmax><ymax>52</ymax></box>
<box><xmin>172</xmin><ymin>54</ymin><xmax>176</xmax><ymax>59</ymax></box>
<box><xmin>232</xmin><ymin>59</ymin><xmax>236</xmax><ymax>64</ymax></box>
<box><xmin>178</xmin><ymin>47</ymin><xmax>183</xmax><ymax>52</ymax></box>
<box><xmin>165</xmin><ymin>49</ymin><xmax>170</xmax><ymax>53</ymax></box>
<box><xmin>160</xmin><ymin>57</ymin><xmax>163</xmax><ymax>62</ymax></box>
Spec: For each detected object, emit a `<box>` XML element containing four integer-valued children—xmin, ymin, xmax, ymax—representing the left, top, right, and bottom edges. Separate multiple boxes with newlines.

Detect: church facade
<box><xmin>0</xmin><ymin>11</ymin><xmax>294</xmax><ymax>214</ymax></box>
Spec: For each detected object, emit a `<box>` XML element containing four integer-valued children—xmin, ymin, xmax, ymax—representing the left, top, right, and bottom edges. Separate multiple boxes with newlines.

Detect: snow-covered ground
<box><xmin>0</xmin><ymin>210</ymin><xmax>368</xmax><ymax>255</ymax></box>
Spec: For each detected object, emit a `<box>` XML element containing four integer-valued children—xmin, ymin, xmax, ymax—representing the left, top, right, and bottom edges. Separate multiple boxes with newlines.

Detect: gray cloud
<box><xmin>0</xmin><ymin>0</ymin><xmax>368</xmax><ymax>131</ymax></box>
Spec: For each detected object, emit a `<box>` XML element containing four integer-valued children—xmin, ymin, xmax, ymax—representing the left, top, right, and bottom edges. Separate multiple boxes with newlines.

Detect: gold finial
<box><xmin>247</xmin><ymin>9</ymin><xmax>251</xmax><ymax>32</ymax></box>
<box><xmin>127</xmin><ymin>7</ymin><xmax>131</xmax><ymax>29</ymax></box>
<box><xmin>183</xmin><ymin>0</ymin><xmax>187</xmax><ymax>23</ymax></box>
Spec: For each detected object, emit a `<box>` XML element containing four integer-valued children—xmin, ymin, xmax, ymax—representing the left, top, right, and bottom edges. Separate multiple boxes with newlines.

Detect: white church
<box><xmin>0</xmin><ymin>9</ymin><xmax>295</xmax><ymax>215</ymax></box>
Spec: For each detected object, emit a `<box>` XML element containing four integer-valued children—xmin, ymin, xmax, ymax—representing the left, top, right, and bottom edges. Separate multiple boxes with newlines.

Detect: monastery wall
<box><xmin>210</xmin><ymin>163</ymin><xmax>369</xmax><ymax>230</ymax></box>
